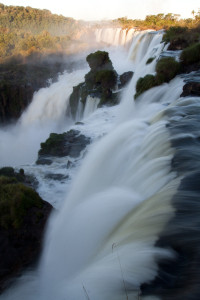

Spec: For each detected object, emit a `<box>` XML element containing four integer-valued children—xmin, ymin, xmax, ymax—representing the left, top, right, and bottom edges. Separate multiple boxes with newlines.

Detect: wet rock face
<box><xmin>0</xmin><ymin>175</ymin><xmax>52</xmax><ymax>293</ymax></box>
<box><xmin>0</xmin><ymin>56</ymin><xmax>77</xmax><ymax>124</ymax></box>
<box><xmin>36</xmin><ymin>129</ymin><xmax>91</xmax><ymax>165</ymax></box>
<box><xmin>181</xmin><ymin>82</ymin><xmax>200</xmax><ymax>97</ymax></box>
<box><xmin>119</xmin><ymin>71</ymin><xmax>134</xmax><ymax>88</ymax></box>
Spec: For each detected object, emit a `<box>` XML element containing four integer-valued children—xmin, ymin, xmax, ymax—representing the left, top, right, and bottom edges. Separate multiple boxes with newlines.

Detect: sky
<box><xmin>1</xmin><ymin>0</ymin><xmax>200</xmax><ymax>21</ymax></box>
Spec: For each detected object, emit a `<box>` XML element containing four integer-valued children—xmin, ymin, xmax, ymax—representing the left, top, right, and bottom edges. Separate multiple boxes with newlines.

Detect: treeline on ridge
<box><xmin>0</xmin><ymin>3</ymin><xmax>85</xmax><ymax>60</ymax></box>
<box><xmin>113</xmin><ymin>11</ymin><xmax>200</xmax><ymax>30</ymax></box>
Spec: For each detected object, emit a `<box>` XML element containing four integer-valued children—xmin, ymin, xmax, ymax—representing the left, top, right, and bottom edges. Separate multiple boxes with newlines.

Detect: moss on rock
<box><xmin>95</xmin><ymin>69</ymin><xmax>117</xmax><ymax>91</ymax></box>
<box><xmin>146</xmin><ymin>57</ymin><xmax>155</xmax><ymax>65</ymax></box>
<box><xmin>86</xmin><ymin>51</ymin><xmax>114</xmax><ymax>72</ymax></box>
<box><xmin>135</xmin><ymin>57</ymin><xmax>180</xmax><ymax>99</ymax></box>
<box><xmin>37</xmin><ymin>129</ymin><xmax>90</xmax><ymax>163</ymax></box>
<box><xmin>180</xmin><ymin>43</ymin><xmax>200</xmax><ymax>65</ymax></box>
<box><xmin>135</xmin><ymin>74</ymin><xmax>157</xmax><ymax>99</ymax></box>
<box><xmin>39</xmin><ymin>132</ymin><xmax>69</xmax><ymax>156</ymax></box>
<box><xmin>155</xmin><ymin>57</ymin><xmax>180</xmax><ymax>83</ymax></box>
<box><xmin>0</xmin><ymin>179</ymin><xmax>43</xmax><ymax>230</ymax></box>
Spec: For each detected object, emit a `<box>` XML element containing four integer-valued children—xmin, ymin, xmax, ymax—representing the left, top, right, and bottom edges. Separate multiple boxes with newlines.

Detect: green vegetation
<box><xmin>135</xmin><ymin>57</ymin><xmax>180</xmax><ymax>99</ymax></box>
<box><xmin>95</xmin><ymin>70</ymin><xmax>117</xmax><ymax>90</ymax></box>
<box><xmin>113</xmin><ymin>12</ymin><xmax>200</xmax><ymax>30</ymax></box>
<box><xmin>180</xmin><ymin>43</ymin><xmax>200</xmax><ymax>65</ymax></box>
<box><xmin>0</xmin><ymin>166</ymin><xmax>25</xmax><ymax>182</ymax></box>
<box><xmin>0</xmin><ymin>3</ymin><xmax>78</xmax><ymax>35</ymax></box>
<box><xmin>86</xmin><ymin>51</ymin><xmax>113</xmax><ymax>71</ymax></box>
<box><xmin>156</xmin><ymin>57</ymin><xmax>181</xmax><ymax>83</ymax></box>
<box><xmin>0</xmin><ymin>176</ymin><xmax>43</xmax><ymax>229</ymax></box>
<box><xmin>135</xmin><ymin>75</ymin><xmax>157</xmax><ymax>98</ymax></box>
<box><xmin>146</xmin><ymin>57</ymin><xmax>155</xmax><ymax>64</ymax></box>
<box><xmin>0</xmin><ymin>3</ymin><xmax>84</xmax><ymax>61</ymax></box>
<box><xmin>162</xmin><ymin>26</ymin><xmax>200</xmax><ymax>50</ymax></box>
<box><xmin>39</xmin><ymin>132</ymin><xmax>68</xmax><ymax>156</ymax></box>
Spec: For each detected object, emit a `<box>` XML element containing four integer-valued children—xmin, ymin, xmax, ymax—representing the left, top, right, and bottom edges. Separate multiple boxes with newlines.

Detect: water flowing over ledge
<box><xmin>1</xmin><ymin>28</ymin><xmax>200</xmax><ymax>300</ymax></box>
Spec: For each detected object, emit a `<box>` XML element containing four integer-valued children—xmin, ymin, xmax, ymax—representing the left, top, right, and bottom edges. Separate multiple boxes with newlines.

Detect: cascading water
<box><xmin>0</xmin><ymin>69</ymin><xmax>88</xmax><ymax>167</ymax></box>
<box><xmin>1</xmin><ymin>28</ymin><xmax>200</xmax><ymax>300</ymax></box>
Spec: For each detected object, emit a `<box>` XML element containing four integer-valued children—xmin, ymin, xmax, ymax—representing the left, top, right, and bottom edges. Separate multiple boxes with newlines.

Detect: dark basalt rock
<box><xmin>37</xmin><ymin>129</ymin><xmax>90</xmax><ymax>165</ymax></box>
<box><xmin>0</xmin><ymin>175</ymin><xmax>52</xmax><ymax>293</ymax></box>
<box><xmin>119</xmin><ymin>71</ymin><xmax>134</xmax><ymax>88</ymax></box>
<box><xmin>44</xmin><ymin>173</ymin><xmax>69</xmax><ymax>181</ymax></box>
<box><xmin>36</xmin><ymin>157</ymin><xmax>53</xmax><ymax>165</ymax></box>
<box><xmin>181</xmin><ymin>82</ymin><xmax>200</xmax><ymax>97</ymax></box>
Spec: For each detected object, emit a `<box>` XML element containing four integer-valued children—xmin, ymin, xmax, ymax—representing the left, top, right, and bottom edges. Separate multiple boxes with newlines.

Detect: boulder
<box><xmin>119</xmin><ymin>71</ymin><xmax>134</xmax><ymax>88</ymax></box>
<box><xmin>181</xmin><ymin>82</ymin><xmax>200</xmax><ymax>97</ymax></box>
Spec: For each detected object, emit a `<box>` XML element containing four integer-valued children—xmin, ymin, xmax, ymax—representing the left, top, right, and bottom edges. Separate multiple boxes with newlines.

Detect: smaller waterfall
<box><xmin>0</xmin><ymin>69</ymin><xmax>88</xmax><ymax>167</ymax></box>
<box><xmin>83</xmin><ymin>96</ymin><xmax>100</xmax><ymax>120</ymax></box>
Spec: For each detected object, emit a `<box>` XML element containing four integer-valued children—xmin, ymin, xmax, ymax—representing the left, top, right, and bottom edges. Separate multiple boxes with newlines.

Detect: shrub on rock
<box><xmin>86</xmin><ymin>51</ymin><xmax>114</xmax><ymax>71</ymax></box>
<box><xmin>162</xmin><ymin>26</ymin><xmax>200</xmax><ymax>50</ymax></box>
<box><xmin>95</xmin><ymin>70</ymin><xmax>117</xmax><ymax>91</ymax></box>
<box><xmin>146</xmin><ymin>57</ymin><xmax>155</xmax><ymax>65</ymax></box>
<box><xmin>180</xmin><ymin>43</ymin><xmax>200</xmax><ymax>65</ymax></box>
<box><xmin>135</xmin><ymin>74</ymin><xmax>157</xmax><ymax>99</ymax></box>
<box><xmin>156</xmin><ymin>57</ymin><xmax>180</xmax><ymax>83</ymax></box>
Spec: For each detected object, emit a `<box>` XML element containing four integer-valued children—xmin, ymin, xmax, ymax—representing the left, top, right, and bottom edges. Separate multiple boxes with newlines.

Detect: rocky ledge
<box><xmin>181</xmin><ymin>82</ymin><xmax>200</xmax><ymax>97</ymax></box>
<box><xmin>0</xmin><ymin>169</ymin><xmax>52</xmax><ymax>293</ymax></box>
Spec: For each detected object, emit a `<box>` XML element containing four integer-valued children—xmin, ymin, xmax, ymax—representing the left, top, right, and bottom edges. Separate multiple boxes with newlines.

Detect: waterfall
<box><xmin>1</xmin><ymin>28</ymin><xmax>200</xmax><ymax>300</ymax></box>
<box><xmin>95</xmin><ymin>27</ymin><xmax>135</xmax><ymax>46</ymax></box>
<box><xmin>0</xmin><ymin>68</ymin><xmax>88</xmax><ymax>167</ymax></box>
<box><xmin>83</xmin><ymin>96</ymin><xmax>100</xmax><ymax>120</ymax></box>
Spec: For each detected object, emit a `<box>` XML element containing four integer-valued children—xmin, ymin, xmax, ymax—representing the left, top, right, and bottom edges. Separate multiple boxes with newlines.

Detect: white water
<box><xmin>95</xmin><ymin>28</ymin><xmax>131</xmax><ymax>46</ymax></box>
<box><xmin>0</xmin><ymin>69</ymin><xmax>88</xmax><ymax>166</ymax></box>
<box><xmin>0</xmin><ymin>29</ymin><xmax>186</xmax><ymax>299</ymax></box>
<box><xmin>83</xmin><ymin>96</ymin><xmax>100</xmax><ymax>120</ymax></box>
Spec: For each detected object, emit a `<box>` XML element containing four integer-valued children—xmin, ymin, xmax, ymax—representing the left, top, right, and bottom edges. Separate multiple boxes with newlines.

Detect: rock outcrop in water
<box><xmin>118</xmin><ymin>71</ymin><xmax>134</xmax><ymax>88</ymax></box>
<box><xmin>36</xmin><ymin>129</ymin><xmax>91</xmax><ymax>165</ymax></box>
<box><xmin>181</xmin><ymin>82</ymin><xmax>200</xmax><ymax>97</ymax></box>
<box><xmin>69</xmin><ymin>51</ymin><xmax>133</xmax><ymax>119</ymax></box>
<box><xmin>0</xmin><ymin>169</ymin><xmax>52</xmax><ymax>293</ymax></box>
